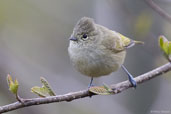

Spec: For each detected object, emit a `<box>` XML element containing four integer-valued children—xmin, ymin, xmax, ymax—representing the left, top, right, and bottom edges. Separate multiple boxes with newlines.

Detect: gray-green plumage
<box><xmin>68</xmin><ymin>17</ymin><xmax>142</xmax><ymax>77</ymax></box>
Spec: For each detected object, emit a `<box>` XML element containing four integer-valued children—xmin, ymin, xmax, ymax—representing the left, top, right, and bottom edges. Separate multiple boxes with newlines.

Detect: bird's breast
<box><xmin>68</xmin><ymin>44</ymin><xmax>126</xmax><ymax>77</ymax></box>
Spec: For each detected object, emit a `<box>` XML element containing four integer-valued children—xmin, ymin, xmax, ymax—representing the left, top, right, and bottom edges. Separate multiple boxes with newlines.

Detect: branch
<box><xmin>0</xmin><ymin>62</ymin><xmax>171</xmax><ymax>113</ymax></box>
<box><xmin>145</xmin><ymin>0</ymin><xmax>171</xmax><ymax>23</ymax></box>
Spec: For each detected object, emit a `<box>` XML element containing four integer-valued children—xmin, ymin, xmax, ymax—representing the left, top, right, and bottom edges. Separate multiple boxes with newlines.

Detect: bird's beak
<box><xmin>69</xmin><ymin>37</ymin><xmax>78</xmax><ymax>41</ymax></box>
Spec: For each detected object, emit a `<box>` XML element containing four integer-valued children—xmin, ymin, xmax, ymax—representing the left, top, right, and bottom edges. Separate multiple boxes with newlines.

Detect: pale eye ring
<box><xmin>82</xmin><ymin>34</ymin><xmax>88</xmax><ymax>40</ymax></box>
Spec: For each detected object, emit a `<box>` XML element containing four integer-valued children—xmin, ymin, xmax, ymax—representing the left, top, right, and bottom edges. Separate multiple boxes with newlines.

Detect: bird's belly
<box><xmin>76</xmin><ymin>58</ymin><xmax>119</xmax><ymax>77</ymax></box>
<box><xmin>69</xmin><ymin>47</ymin><xmax>126</xmax><ymax>77</ymax></box>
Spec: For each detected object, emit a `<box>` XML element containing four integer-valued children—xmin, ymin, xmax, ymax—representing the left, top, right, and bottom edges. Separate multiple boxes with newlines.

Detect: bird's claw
<box><xmin>129</xmin><ymin>77</ymin><xmax>137</xmax><ymax>88</ymax></box>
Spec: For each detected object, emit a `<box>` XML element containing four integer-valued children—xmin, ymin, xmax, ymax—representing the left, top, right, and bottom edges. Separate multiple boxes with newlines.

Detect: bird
<box><xmin>68</xmin><ymin>17</ymin><xmax>143</xmax><ymax>88</ymax></box>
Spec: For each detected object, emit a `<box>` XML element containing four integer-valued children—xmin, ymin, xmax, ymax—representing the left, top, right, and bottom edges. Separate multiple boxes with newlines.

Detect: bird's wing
<box><xmin>101</xmin><ymin>30</ymin><xmax>134</xmax><ymax>53</ymax></box>
<box><xmin>98</xmin><ymin>24</ymin><xmax>144</xmax><ymax>53</ymax></box>
<box><xmin>112</xmin><ymin>31</ymin><xmax>134</xmax><ymax>51</ymax></box>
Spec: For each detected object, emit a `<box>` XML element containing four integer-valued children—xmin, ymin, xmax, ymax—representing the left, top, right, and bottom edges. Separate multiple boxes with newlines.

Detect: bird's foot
<box><xmin>128</xmin><ymin>76</ymin><xmax>137</xmax><ymax>89</ymax></box>
<box><xmin>121</xmin><ymin>65</ymin><xmax>137</xmax><ymax>89</ymax></box>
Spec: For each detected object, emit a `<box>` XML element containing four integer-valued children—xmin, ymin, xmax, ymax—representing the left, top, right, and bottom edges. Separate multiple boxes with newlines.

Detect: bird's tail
<box><xmin>115</xmin><ymin>31</ymin><xmax>144</xmax><ymax>50</ymax></box>
<box><xmin>133</xmin><ymin>40</ymin><xmax>144</xmax><ymax>45</ymax></box>
<box><xmin>124</xmin><ymin>40</ymin><xmax>144</xmax><ymax>48</ymax></box>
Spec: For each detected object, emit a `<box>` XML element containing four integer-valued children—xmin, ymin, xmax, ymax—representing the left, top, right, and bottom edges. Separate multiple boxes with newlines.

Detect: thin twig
<box><xmin>0</xmin><ymin>63</ymin><xmax>170</xmax><ymax>113</ymax></box>
<box><xmin>145</xmin><ymin>0</ymin><xmax>171</xmax><ymax>23</ymax></box>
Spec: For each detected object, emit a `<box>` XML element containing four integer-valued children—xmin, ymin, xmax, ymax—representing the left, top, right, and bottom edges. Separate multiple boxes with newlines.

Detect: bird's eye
<box><xmin>82</xmin><ymin>34</ymin><xmax>88</xmax><ymax>39</ymax></box>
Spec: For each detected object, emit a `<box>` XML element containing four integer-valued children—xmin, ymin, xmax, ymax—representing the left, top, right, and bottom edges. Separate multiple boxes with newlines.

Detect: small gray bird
<box><xmin>68</xmin><ymin>17</ymin><xmax>143</xmax><ymax>88</ymax></box>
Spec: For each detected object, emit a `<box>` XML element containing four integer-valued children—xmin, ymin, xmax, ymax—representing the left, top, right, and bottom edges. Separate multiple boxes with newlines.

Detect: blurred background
<box><xmin>0</xmin><ymin>0</ymin><xmax>171</xmax><ymax>114</ymax></box>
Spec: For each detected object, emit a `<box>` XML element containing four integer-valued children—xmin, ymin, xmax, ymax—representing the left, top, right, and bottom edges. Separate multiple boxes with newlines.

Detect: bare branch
<box><xmin>0</xmin><ymin>62</ymin><xmax>171</xmax><ymax>113</ymax></box>
<box><xmin>145</xmin><ymin>0</ymin><xmax>171</xmax><ymax>23</ymax></box>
